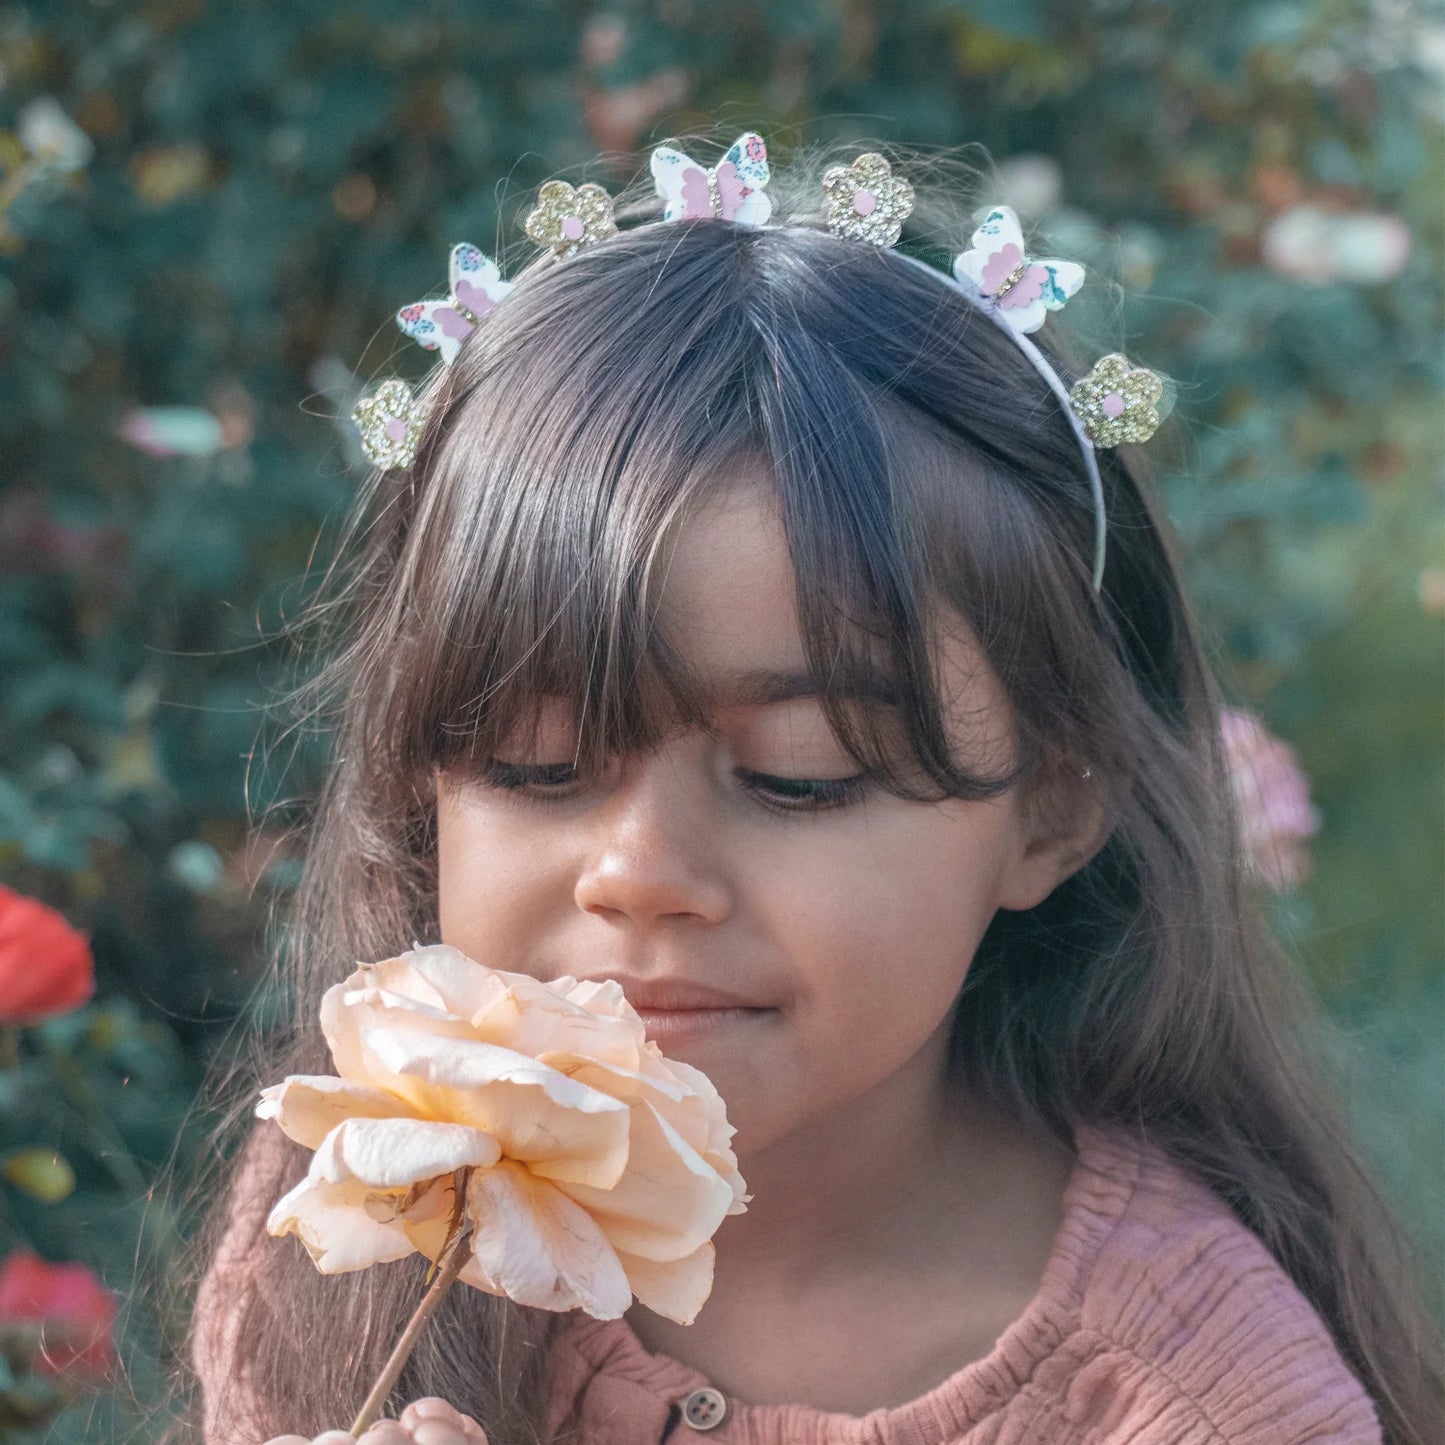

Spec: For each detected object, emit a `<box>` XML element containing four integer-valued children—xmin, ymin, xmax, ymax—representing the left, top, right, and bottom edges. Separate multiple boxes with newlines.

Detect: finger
<box><xmin>261</xmin><ymin>1437</ymin><xmax>312</xmax><ymax>1444</ymax></box>
<box><xmin>312</xmin><ymin>1433</ymin><xmax>360</xmax><ymax>1445</ymax></box>
<box><xmin>356</xmin><ymin>1424</ymin><xmax>412</xmax><ymax>1445</ymax></box>
<box><xmin>409</xmin><ymin>1423</ymin><xmax>475</xmax><ymax>1445</ymax></box>
<box><xmin>400</xmin><ymin>1399</ymin><xmax>464</xmax><ymax>1427</ymax></box>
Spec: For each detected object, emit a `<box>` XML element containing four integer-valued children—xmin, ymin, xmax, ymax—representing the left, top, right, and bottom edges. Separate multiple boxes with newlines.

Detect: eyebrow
<box><xmin>711</xmin><ymin>667</ymin><xmax>899</xmax><ymax>708</ymax></box>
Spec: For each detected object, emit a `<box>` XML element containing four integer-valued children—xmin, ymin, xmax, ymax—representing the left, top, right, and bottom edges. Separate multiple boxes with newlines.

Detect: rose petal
<box><xmin>382</xmin><ymin>946</ymin><xmax>513</xmax><ymax>1018</ymax></box>
<box><xmin>550</xmin><ymin>1050</ymin><xmax>744</xmax><ymax>1207</ymax></box>
<box><xmin>465</xmin><ymin>1161</ymin><xmax>632</xmax><ymax>1318</ymax></box>
<box><xmin>561</xmin><ymin>978</ymin><xmax>633</xmax><ymax>1020</ymax></box>
<box><xmin>554</xmin><ymin>1095</ymin><xmax>734</xmax><ymax>1260</ymax></box>
<box><xmin>397</xmin><ymin>1186</ymin><xmax>459</xmax><ymax>1265</ymax></box>
<box><xmin>265</xmin><ymin>1174</ymin><xmax>415</xmax><ymax>1273</ymax></box>
<box><xmin>322</xmin><ymin>976</ymin><xmax>475</xmax><ymax>1083</ymax></box>
<box><xmin>644</xmin><ymin>1049</ymin><xmax>738</xmax><ymax>1151</ymax></box>
<box><xmin>472</xmin><ymin>978</ymin><xmax>642</xmax><ymax>1072</ymax></box>
<box><xmin>359</xmin><ymin>1029</ymin><xmax>631</xmax><ymax>1188</ymax></box>
<box><xmin>345</xmin><ymin>984</ymin><xmax>461</xmax><ymax>1022</ymax></box>
<box><xmin>539</xmin><ymin>1051</ymin><xmax>690</xmax><ymax>1109</ymax></box>
<box><xmin>254</xmin><ymin>1075</ymin><xmax>415</xmax><ymax>1150</ymax></box>
<box><xmin>616</xmin><ymin>1241</ymin><xmax>715</xmax><ymax>1325</ymax></box>
<box><xmin>313</xmin><ymin>1116</ymin><xmax>501</xmax><ymax>1190</ymax></box>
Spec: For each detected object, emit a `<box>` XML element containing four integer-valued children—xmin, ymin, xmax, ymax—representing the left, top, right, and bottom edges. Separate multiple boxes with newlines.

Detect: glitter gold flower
<box><xmin>1069</xmin><ymin>353</ymin><xmax>1164</xmax><ymax>447</ymax></box>
<box><xmin>523</xmin><ymin>180</ymin><xmax>618</xmax><ymax>258</ymax></box>
<box><xmin>351</xmin><ymin>378</ymin><xmax>430</xmax><ymax>470</ymax></box>
<box><xmin>822</xmin><ymin>153</ymin><xmax>915</xmax><ymax>247</ymax></box>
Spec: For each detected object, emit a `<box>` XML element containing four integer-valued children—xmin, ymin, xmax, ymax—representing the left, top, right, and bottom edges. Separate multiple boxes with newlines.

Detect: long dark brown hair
<box><xmin>147</xmin><ymin>142</ymin><xmax>1442</xmax><ymax>1444</ymax></box>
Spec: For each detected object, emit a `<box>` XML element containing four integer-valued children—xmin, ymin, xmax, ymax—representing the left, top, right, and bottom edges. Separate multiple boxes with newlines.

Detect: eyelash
<box><xmin>476</xmin><ymin>761</ymin><xmax>868</xmax><ymax>815</ymax></box>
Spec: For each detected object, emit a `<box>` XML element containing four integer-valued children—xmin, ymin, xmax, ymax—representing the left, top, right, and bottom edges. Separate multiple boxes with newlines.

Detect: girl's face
<box><xmin>435</xmin><ymin>478</ymin><xmax>1091</xmax><ymax>1158</ymax></box>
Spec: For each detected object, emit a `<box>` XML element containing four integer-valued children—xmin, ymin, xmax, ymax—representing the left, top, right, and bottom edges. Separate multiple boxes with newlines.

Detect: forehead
<box><xmin>648</xmin><ymin>475</ymin><xmax>997</xmax><ymax>726</ymax></box>
<box><xmin>651</xmin><ymin>477</ymin><xmax>800</xmax><ymax>672</ymax></box>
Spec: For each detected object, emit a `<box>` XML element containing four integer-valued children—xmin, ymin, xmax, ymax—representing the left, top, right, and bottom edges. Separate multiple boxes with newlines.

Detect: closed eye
<box><xmin>734</xmin><ymin>769</ymin><xmax>867</xmax><ymax>812</ymax></box>
<box><xmin>476</xmin><ymin>761</ymin><xmax>868</xmax><ymax>814</ymax></box>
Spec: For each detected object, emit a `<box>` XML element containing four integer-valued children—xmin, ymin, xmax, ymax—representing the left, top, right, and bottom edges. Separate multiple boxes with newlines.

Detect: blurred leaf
<box><xmin>2</xmin><ymin>1147</ymin><xmax>77</xmax><ymax>1203</ymax></box>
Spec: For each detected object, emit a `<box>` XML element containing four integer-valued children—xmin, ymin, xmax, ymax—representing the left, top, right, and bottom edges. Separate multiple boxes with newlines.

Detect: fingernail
<box><xmin>403</xmin><ymin>1399</ymin><xmax>460</xmax><ymax>1424</ymax></box>
<box><xmin>357</xmin><ymin>1423</ymin><xmax>412</xmax><ymax>1445</ymax></box>
<box><xmin>411</xmin><ymin>1423</ymin><xmax>468</xmax><ymax>1445</ymax></box>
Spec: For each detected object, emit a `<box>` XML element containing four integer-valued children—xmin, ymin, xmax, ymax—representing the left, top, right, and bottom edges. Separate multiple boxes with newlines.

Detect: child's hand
<box><xmin>263</xmin><ymin>1396</ymin><xmax>488</xmax><ymax>1445</ymax></box>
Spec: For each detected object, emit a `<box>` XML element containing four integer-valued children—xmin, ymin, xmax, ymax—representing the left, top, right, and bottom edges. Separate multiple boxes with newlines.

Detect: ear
<box><xmin>995</xmin><ymin>762</ymin><xmax>1111</xmax><ymax>912</ymax></box>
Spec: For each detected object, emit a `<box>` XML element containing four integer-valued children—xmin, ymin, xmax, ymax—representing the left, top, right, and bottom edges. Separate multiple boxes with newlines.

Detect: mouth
<box><xmin>629</xmin><ymin>1004</ymin><xmax>774</xmax><ymax>1046</ymax></box>
<box><xmin>573</xmin><ymin>974</ymin><xmax>778</xmax><ymax>1046</ymax></box>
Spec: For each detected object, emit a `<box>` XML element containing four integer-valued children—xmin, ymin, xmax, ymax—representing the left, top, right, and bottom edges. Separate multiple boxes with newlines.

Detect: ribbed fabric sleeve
<box><xmin>547</xmin><ymin>1124</ymin><xmax>1383</xmax><ymax>1444</ymax></box>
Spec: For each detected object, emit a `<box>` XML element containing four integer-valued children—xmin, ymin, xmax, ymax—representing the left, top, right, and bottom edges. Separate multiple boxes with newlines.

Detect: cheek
<box><xmin>758</xmin><ymin>798</ymin><xmax>1021</xmax><ymax>1032</ymax></box>
<box><xmin>434</xmin><ymin>786</ymin><xmax>564</xmax><ymax>965</ymax></box>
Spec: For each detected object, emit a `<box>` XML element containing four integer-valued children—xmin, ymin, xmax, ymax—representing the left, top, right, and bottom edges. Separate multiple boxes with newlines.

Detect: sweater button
<box><xmin>681</xmin><ymin>1385</ymin><xmax>729</xmax><ymax>1431</ymax></box>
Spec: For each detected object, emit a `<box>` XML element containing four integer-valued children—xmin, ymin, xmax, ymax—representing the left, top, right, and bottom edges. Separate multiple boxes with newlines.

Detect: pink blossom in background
<box><xmin>1261</xmin><ymin>204</ymin><xmax>1411</xmax><ymax>285</ymax></box>
<box><xmin>1219</xmin><ymin>708</ymin><xmax>1322</xmax><ymax>891</ymax></box>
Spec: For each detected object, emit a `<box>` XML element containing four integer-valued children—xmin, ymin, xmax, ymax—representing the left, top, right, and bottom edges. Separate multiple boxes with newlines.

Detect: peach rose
<box><xmin>257</xmin><ymin>946</ymin><xmax>747</xmax><ymax>1325</ymax></box>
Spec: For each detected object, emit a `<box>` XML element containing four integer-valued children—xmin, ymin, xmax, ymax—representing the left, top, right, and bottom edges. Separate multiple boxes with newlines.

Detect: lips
<box><xmin>576</xmin><ymin>975</ymin><xmax>761</xmax><ymax>1013</ymax></box>
<box><xmin>570</xmin><ymin>974</ymin><xmax>777</xmax><ymax>1046</ymax></box>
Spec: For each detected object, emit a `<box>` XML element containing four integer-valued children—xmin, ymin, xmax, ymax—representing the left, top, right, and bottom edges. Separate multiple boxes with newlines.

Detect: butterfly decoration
<box><xmin>396</xmin><ymin>243</ymin><xmax>512</xmax><ymax>366</ymax></box>
<box><xmin>650</xmin><ymin>132</ymin><xmax>772</xmax><ymax>226</ymax></box>
<box><xmin>950</xmin><ymin>205</ymin><xmax>1084</xmax><ymax>336</ymax></box>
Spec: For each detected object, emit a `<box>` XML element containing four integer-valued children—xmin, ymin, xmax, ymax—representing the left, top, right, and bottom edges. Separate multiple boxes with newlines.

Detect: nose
<box><xmin>572</xmin><ymin>751</ymin><xmax>733</xmax><ymax>927</ymax></box>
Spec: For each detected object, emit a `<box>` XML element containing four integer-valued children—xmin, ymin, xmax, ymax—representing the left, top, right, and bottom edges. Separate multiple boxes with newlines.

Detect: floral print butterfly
<box><xmin>396</xmin><ymin>243</ymin><xmax>512</xmax><ymax>365</ymax></box>
<box><xmin>951</xmin><ymin>205</ymin><xmax>1084</xmax><ymax>336</ymax></box>
<box><xmin>650</xmin><ymin>131</ymin><xmax>772</xmax><ymax>226</ymax></box>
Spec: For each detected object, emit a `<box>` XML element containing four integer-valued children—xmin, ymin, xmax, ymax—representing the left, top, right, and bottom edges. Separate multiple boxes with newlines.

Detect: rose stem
<box><xmin>348</xmin><ymin>1181</ymin><xmax>475</xmax><ymax>1437</ymax></box>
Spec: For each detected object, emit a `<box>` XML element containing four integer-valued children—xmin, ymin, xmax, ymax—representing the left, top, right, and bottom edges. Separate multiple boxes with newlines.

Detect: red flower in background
<box><xmin>0</xmin><ymin>886</ymin><xmax>95</xmax><ymax>1026</ymax></box>
<box><xmin>0</xmin><ymin>1249</ymin><xmax>116</xmax><ymax>1379</ymax></box>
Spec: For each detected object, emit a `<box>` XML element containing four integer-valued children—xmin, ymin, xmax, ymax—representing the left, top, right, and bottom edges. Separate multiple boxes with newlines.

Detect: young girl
<box><xmin>176</xmin><ymin>135</ymin><xmax>1442</xmax><ymax>1445</ymax></box>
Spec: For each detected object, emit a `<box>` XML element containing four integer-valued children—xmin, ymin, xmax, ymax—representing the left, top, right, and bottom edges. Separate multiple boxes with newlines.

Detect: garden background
<box><xmin>0</xmin><ymin>1</ymin><xmax>1441</xmax><ymax>1438</ymax></box>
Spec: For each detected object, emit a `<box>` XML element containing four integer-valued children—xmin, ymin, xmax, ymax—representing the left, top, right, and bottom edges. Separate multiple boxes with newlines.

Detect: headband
<box><xmin>351</xmin><ymin>134</ymin><xmax>1172</xmax><ymax>593</ymax></box>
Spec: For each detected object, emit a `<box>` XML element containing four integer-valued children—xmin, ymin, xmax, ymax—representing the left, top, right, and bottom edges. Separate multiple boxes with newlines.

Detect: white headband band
<box><xmin>892</xmin><ymin>250</ymin><xmax>1110</xmax><ymax>590</ymax></box>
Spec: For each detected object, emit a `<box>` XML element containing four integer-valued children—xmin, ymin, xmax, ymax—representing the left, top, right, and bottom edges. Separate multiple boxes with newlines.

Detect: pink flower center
<box><xmin>384</xmin><ymin>417</ymin><xmax>408</xmax><ymax>443</ymax></box>
<box><xmin>1102</xmin><ymin>392</ymin><xmax>1126</xmax><ymax>418</ymax></box>
<box><xmin>562</xmin><ymin>215</ymin><xmax>585</xmax><ymax>241</ymax></box>
<box><xmin>852</xmin><ymin>189</ymin><xmax>877</xmax><ymax>216</ymax></box>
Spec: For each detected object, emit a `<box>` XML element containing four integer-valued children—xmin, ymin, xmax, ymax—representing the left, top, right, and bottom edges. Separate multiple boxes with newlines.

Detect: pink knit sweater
<box><xmin>543</xmin><ymin>1124</ymin><xmax>1382</xmax><ymax>1444</ymax></box>
<box><xmin>194</xmin><ymin>1123</ymin><xmax>1382</xmax><ymax>1444</ymax></box>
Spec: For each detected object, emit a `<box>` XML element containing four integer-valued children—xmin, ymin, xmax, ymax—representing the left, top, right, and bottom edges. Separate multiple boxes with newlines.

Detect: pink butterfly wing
<box><xmin>978</xmin><ymin>242</ymin><xmax>1024</xmax><ymax>297</ymax></box>
<box><xmin>679</xmin><ymin>165</ymin><xmax>715</xmax><ymax>220</ymax></box>
<box><xmin>997</xmin><ymin>263</ymin><xmax>1048</xmax><ymax>311</ymax></box>
<box><xmin>713</xmin><ymin>161</ymin><xmax>747</xmax><ymax>221</ymax></box>
<box><xmin>452</xmin><ymin>278</ymin><xmax>500</xmax><ymax>320</ymax></box>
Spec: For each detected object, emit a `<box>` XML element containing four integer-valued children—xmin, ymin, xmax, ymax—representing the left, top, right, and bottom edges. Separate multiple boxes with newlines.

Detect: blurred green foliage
<box><xmin>0</xmin><ymin>1</ymin><xmax>1440</xmax><ymax>1437</ymax></box>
